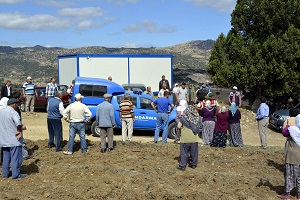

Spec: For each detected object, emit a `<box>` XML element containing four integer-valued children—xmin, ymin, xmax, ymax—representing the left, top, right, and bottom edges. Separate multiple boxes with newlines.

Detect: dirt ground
<box><xmin>0</xmin><ymin>108</ymin><xmax>289</xmax><ymax>200</ymax></box>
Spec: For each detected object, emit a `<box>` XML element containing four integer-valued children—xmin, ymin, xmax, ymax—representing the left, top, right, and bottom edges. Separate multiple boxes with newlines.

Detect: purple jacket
<box><xmin>228</xmin><ymin>109</ymin><xmax>241</xmax><ymax>124</ymax></box>
<box><xmin>200</xmin><ymin>107</ymin><xmax>216</xmax><ymax>122</ymax></box>
<box><xmin>215</xmin><ymin>112</ymin><xmax>229</xmax><ymax>132</ymax></box>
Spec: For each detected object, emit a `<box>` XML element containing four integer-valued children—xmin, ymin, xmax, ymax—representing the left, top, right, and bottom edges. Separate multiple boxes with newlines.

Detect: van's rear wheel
<box><xmin>91</xmin><ymin>121</ymin><xmax>101</xmax><ymax>137</ymax></box>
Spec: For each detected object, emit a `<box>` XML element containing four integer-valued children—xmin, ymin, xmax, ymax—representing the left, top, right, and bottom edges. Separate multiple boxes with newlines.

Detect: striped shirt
<box><xmin>119</xmin><ymin>100</ymin><xmax>134</xmax><ymax>118</ymax></box>
<box><xmin>23</xmin><ymin>82</ymin><xmax>35</xmax><ymax>95</ymax></box>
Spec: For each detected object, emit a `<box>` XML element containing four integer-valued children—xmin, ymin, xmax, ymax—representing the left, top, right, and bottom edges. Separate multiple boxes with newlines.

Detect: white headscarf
<box><xmin>221</xmin><ymin>106</ymin><xmax>226</xmax><ymax>113</ymax></box>
<box><xmin>0</xmin><ymin>97</ymin><xmax>9</xmax><ymax>110</ymax></box>
<box><xmin>288</xmin><ymin>114</ymin><xmax>300</xmax><ymax>147</ymax></box>
<box><xmin>177</xmin><ymin>100</ymin><xmax>188</xmax><ymax>115</ymax></box>
<box><xmin>205</xmin><ymin>100</ymin><xmax>211</xmax><ymax>109</ymax></box>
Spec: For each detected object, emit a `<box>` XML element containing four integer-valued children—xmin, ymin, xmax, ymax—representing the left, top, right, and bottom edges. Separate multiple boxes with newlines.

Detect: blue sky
<box><xmin>0</xmin><ymin>0</ymin><xmax>236</xmax><ymax>48</ymax></box>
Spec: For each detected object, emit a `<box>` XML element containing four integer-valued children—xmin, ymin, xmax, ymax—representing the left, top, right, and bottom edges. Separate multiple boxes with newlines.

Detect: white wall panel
<box><xmin>58</xmin><ymin>57</ymin><xmax>77</xmax><ymax>85</ymax></box>
<box><xmin>129</xmin><ymin>58</ymin><xmax>172</xmax><ymax>92</ymax></box>
<box><xmin>78</xmin><ymin>57</ymin><xmax>128</xmax><ymax>86</ymax></box>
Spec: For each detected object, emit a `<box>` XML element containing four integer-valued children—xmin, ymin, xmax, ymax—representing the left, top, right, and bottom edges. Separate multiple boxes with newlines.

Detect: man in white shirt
<box><xmin>63</xmin><ymin>93</ymin><xmax>92</xmax><ymax>155</ymax></box>
<box><xmin>158</xmin><ymin>84</ymin><xmax>169</xmax><ymax>98</ymax></box>
<box><xmin>175</xmin><ymin>82</ymin><xmax>189</xmax><ymax>104</ymax></box>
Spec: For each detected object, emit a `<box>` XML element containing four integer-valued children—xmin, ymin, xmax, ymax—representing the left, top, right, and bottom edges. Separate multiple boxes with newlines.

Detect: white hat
<box><xmin>233</xmin><ymin>86</ymin><xmax>237</xmax><ymax>90</ymax></box>
<box><xmin>74</xmin><ymin>93</ymin><xmax>84</xmax><ymax>100</ymax></box>
<box><xmin>175</xmin><ymin>83</ymin><xmax>179</xmax><ymax>86</ymax></box>
<box><xmin>27</xmin><ymin>76</ymin><xmax>32</xmax><ymax>80</ymax></box>
<box><xmin>104</xmin><ymin>93</ymin><xmax>112</xmax><ymax>98</ymax></box>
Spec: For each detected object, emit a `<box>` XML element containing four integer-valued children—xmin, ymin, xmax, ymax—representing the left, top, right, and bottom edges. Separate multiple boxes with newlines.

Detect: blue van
<box><xmin>72</xmin><ymin>77</ymin><xmax>177</xmax><ymax>138</ymax></box>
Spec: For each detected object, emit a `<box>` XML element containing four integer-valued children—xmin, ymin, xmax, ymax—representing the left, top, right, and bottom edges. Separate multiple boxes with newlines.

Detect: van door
<box><xmin>134</xmin><ymin>96</ymin><xmax>157</xmax><ymax>129</ymax></box>
<box><xmin>114</xmin><ymin>95</ymin><xmax>138</xmax><ymax>128</ymax></box>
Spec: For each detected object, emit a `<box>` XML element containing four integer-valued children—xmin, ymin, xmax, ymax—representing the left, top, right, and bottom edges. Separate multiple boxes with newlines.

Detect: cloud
<box><xmin>58</xmin><ymin>7</ymin><xmax>103</xmax><ymax>18</ymax></box>
<box><xmin>34</xmin><ymin>0</ymin><xmax>74</xmax><ymax>7</ymax></box>
<box><xmin>183</xmin><ymin>0</ymin><xmax>236</xmax><ymax>12</ymax></box>
<box><xmin>0</xmin><ymin>13</ymin><xmax>70</xmax><ymax>30</ymax></box>
<box><xmin>106</xmin><ymin>0</ymin><xmax>139</xmax><ymax>6</ymax></box>
<box><xmin>0</xmin><ymin>0</ymin><xmax>23</xmax><ymax>4</ymax></box>
<box><xmin>123</xmin><ymin>20</ymin><xmax>177</xmax><ymax>33</ymax></box>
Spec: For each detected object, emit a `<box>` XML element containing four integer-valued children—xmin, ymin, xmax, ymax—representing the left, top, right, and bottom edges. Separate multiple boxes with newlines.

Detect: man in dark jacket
<box><xmin>1</xmin><ymin>80</ymin><xmax>12</xmax><ymax>98</ymax></box>
<box><xmin>159</xmin><ymin>75</ymin><xmax>170</xmax><ymax>91</ymax></box>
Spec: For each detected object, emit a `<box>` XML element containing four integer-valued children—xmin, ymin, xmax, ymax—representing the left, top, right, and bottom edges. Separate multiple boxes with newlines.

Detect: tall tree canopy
<box><xmin>207</xmin><ymin>0</ymin><xmax>300</xmax><ymax>107</ymax></box>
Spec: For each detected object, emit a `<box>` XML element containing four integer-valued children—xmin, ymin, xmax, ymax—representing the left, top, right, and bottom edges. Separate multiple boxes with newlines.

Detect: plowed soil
<box><xmin>0</xmin><ymin>108</ymin><xmax>289</xmax><ymax>200</ymax></box>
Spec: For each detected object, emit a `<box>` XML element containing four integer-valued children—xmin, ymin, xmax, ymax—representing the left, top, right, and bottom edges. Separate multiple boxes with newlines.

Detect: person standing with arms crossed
<box><xmin>151</xmin><ymin>91</ymin><xmax>174</xmax><ymax>143</ymax></box>
<box><xmin>256</xmin><ymin>96</ymin><xmax>269</xmax><ymax>149</ymax></box>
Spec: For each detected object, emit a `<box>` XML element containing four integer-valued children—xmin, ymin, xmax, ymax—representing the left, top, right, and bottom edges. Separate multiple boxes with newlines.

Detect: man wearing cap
<box><xmin>151</xmin><ymin>91</ymin><xmax>174</xmax><ymax>143</ymax></box>
<box><xmin>159</xmin><ymin>75</ymin><xmax>170</xmax><ymax>91</ymax></box>
<box><xmin>1</xmin><ymin>80</ymin><xmax>12</xmax><ymax>99</ymax></box>
<box><xmin>22</xmin><ymin>76</ymin><xmax>38</xmax><ymax>115</ymax></box>
<box><xmin>63</xmin><ymin>93</ymin><xmax>92</xmax><ymax>155</ymax></box>
<box><xmin>0</xmin><ymin>98</ymin><xmax>26</xmax><ymax>179</ymax></box>
<box><xmin>119</xmin><ymin>93</ymin><xmax>135</xmax><ymax>142</ymax></box>
<box><xmin>176</xmin><ymin>82</ymin><xmax>189</xmax><ymax>104</ymax></box>
<box><xmin>45</xmin><ymin>77</ymin><xmax>58</xmax><ymax>100</ymax></box>
<box><xmin>96</xmin><ymin>94</ymin><xmax>116</xmax><ymax>153</ymax></box>
<box><xmin>47</xmin><ymin>91</ymin><xmax>64</xmax><ymax>151</ymax></box>
<box><xmin>228</xmin><ymin>86</ymin><xmax>242</xmax><ymax>107</ymax></box>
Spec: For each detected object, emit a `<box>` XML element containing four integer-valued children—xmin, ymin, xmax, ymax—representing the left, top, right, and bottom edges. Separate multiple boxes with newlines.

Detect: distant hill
<box><xmin>0</xmin><ymin>40</ymin><xmax>214</xmax><ymax>87</ymax></box>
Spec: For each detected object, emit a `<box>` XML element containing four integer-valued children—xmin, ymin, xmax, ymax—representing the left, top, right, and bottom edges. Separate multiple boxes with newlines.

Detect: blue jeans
<box><xmin>2</xmin><ymin>146</ymin><xmax>22</xmax><ymax>179</ymax></box>
<box><xmin>154</xmin><ymin>112</ymin><xmax>169</xmax><ymax>143</ymax></box>
<box><xmin>47</xmin><ymin>118</ymin><xmax>63</xmax><ymax>151</ymax></box>
<box><xmin>67</xmin><ymin>122</ymin><xmax>87</xmax><ymax>153</ymax></box>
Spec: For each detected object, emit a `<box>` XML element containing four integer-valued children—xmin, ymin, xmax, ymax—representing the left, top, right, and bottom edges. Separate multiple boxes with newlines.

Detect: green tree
<box><xmin>207</xmin><ymin>0</ymin><xmax>300</xmax><ymax>109</ymax></box>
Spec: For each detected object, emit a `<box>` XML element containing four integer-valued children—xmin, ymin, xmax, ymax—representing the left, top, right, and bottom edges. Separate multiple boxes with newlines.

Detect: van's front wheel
<box><xmin>91</xmin><ymin>121</ymin><xmax>101</xmax><ymax>137</ymax></box>
<box><xmin>168</xmin><ymin>122</ymin><xmax>177</xmax><ymax>139</ymax></box>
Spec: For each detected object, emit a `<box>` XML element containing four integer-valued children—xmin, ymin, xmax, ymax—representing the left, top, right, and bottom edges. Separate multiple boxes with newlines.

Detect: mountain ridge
<box><xmin>0</xmin><ymin>40</ymin><xmax>214</xmax><ymax>86</ymax></box>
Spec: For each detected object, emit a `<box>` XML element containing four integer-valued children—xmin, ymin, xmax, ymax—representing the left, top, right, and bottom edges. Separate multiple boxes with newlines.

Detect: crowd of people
<box><xmin>0</xmin><ymin>75</ymin><xmax>275</xmax><ymax>180</ymax></box>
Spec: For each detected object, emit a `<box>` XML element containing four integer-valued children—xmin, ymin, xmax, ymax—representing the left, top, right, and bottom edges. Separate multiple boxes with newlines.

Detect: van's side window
<box><xmin>140</xmin><ymin>97</ymin><xmax>154</xmax><ymax>110</ymax></box>
<box><xmin>117</xmin><ymin>96</ymin><xmax>137</xmax><ymax>108</ymax></box>
<box><xmin>79</xmin><ymin>85</ymin><xmax>107</xmax><ymax>97</ymax></box>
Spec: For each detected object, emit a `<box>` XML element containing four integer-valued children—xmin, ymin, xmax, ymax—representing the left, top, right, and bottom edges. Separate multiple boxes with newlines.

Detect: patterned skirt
<box><xmin>210</xmin><ymin>131</ymin><xmax>227</xmax><ymax>148</ymax></box>
<box><xmin>284</xmin><ymin>163</ymin><xmax>300</xmax><ymax>193</ymax></box>
<box><xmin>202</xmin><ymin>121</ymin><xmax>215</xmax><ymax>145</ymax></box>
<box><xmin>229</xmin><ymin>123</ymin><xmax>243</xmax><ymax>147</ymax></box>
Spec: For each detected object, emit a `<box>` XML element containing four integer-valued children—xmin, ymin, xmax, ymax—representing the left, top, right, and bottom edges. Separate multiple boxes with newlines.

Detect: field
<box><xmin>0</xmin><ymin>106</ymin><xmax>290</xmax><ymax>200</ymax></box>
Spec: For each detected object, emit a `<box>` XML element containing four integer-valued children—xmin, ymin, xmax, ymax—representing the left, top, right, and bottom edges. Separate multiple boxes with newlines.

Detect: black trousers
<box><xmin>179</xmin><ymin>142</ymin><xmax>198</xmax><ymax>168</ymax></box>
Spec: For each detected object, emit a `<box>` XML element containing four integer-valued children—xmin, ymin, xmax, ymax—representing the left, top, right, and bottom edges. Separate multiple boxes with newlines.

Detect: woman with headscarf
<box><xmin>227</xmin><ymin>102</ymin><xmax>243</xmax><ymax>147</ymax></box>
<box><xmin>200</xmin><ymin>100</ymin><xmax>216</xmax><ymax>145</ymax></box>
<box><xmin>173</xmin><ymin>100</ymin><xmax>188</xmax><ymax>143</ymax></box>
<box><xmin>211</xmin><ymin>106</ymin><xmax>229</xmax><ymax>148</ymax></box>
<box><xmin>177</xmin><ymin>105</ymin><xmax>201</xmax><ymax>171</ymax></box>
<box><xmin>277</xmin><ymin>111</ymin><xmax>300</xmax><ymax>199</ymax></box>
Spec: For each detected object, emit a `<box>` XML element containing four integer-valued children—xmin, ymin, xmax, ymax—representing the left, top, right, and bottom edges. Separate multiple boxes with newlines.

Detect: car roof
<box><xmin>74</xmin><ymin>77</ymin><xmax>125</xmax><ymax>95</ymax></box>
<box><xmin>116</xmin><ymin>90</ymin><xmax>154</xmax><ymax>100</ymax></box>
